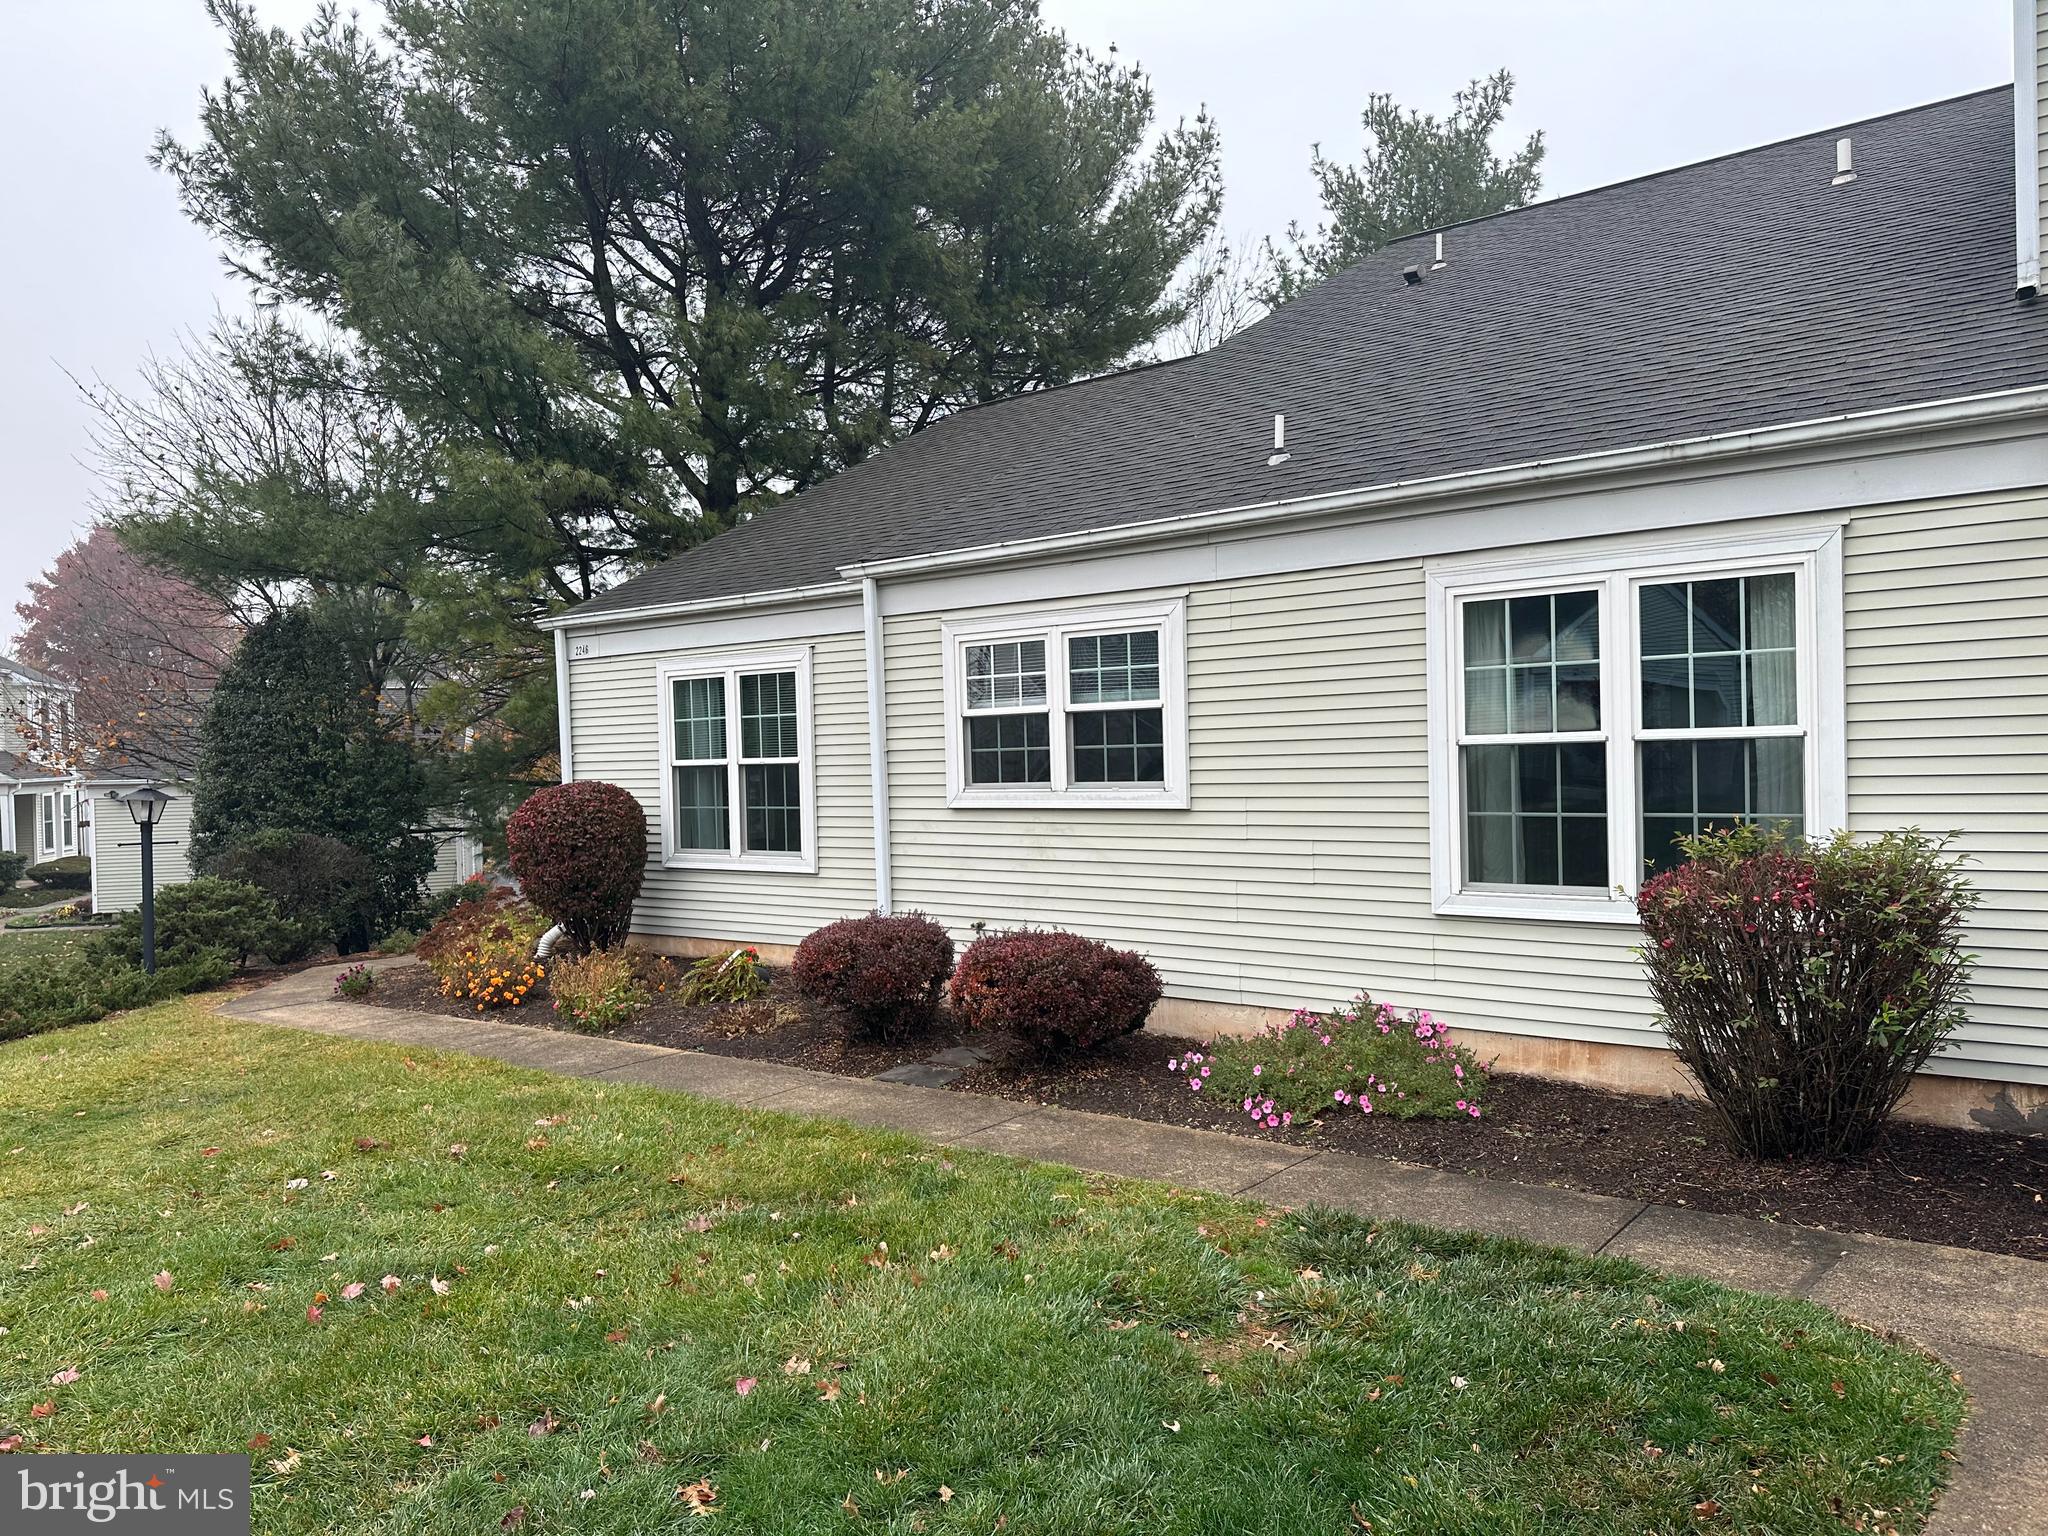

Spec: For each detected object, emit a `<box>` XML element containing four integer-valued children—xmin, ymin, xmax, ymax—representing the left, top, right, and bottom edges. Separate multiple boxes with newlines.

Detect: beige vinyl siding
<box><xmin>566</xmin><ymin>487</ymin><xmax>2048</xmax><ymax>1085</ymax></box>
<box><xmin>884</xmin><ymin>564</ymin><xmax>1657</xmax><ymax>1054</ymax></box>
<box><xmin>566</xmin><ymin>632</ymin><xmax>875</xmax><ymax>946</ymax></box>
<box><xmin>880</xmin><ymin>489</ymin><xmax>2048</xmax><ymax>1084</ymax></box>
<box><xmin>89</xmin><ymin>790</ymin><xmax>194</xmax><ymax>914</ymax></box>
<box><xmin>1844</xmin><ymin>490</ymin><xmax>2048</xmax><ymax>1083</ymax></box>
<box><xmin>424</xmin><ymin>827</ymin><xmax>483</xmax><ymax>893</ymax></box>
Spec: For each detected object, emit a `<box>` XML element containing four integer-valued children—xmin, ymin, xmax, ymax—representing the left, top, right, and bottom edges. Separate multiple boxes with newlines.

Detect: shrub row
<box><xmin>789</xmin><ymin>913</ymin><xmax>1163</xmax><ymax>1059</ymax></box>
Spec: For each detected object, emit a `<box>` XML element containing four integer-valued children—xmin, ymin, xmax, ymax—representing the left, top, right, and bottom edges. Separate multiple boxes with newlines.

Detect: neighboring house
<box><xmin>546</xmin><ymin>38</ymin><xmax>2048</xmax><ymax>1128</ymax></box>
<box><xmin>84</xmin><ymin>774</ymin><xmax>483</xmax><ymax>915</ymax></box>
<box><xmin>83</xmin><ymin>773</ymin><xmax>195</xmax><ymax>915</ymax></box>
<box><xmin>0</xmin><ymin>654</ymin><xmax>81</xmax><ymax>867</ymax></box>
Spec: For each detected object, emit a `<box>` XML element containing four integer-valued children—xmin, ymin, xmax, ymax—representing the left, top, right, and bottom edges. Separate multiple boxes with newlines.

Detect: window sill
<box><xmin>946</xmin><ymin>785</ymin><xmax>1190</xmax><ymax>812</ymax></box>
<box><xmin>662</xmin><ymin>850</ymin><xmax>818</xmax><ymax>875</ymax></box>
<box><xmin>1433</xmin><ymin>890</ymin><xmax>1640</xmax><ymax>926</ymax></box>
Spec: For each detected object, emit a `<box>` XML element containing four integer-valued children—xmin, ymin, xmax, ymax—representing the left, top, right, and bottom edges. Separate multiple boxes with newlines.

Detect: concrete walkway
<box><xmin>221</xmin><ymin>960</ymin><xmax>2048</xmax><ymax>1536</ymax></box>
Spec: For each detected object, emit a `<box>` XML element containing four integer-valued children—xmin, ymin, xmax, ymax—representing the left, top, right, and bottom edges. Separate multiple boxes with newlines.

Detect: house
<box><xmin>543</xmin><ymin>23</ymin><xmax>2048</xmax><ymax>1130</ymax></box>
<box><xmin>0</xmin><ymin>654</ymin><xmax>81</xmax><ymax>867</ymax></box>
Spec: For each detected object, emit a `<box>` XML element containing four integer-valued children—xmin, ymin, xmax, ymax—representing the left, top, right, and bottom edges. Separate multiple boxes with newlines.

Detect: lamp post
<box><xmin>116</xmin><ymin>786</ymin><xmax>171</xmax><ymax>975</ymax></box>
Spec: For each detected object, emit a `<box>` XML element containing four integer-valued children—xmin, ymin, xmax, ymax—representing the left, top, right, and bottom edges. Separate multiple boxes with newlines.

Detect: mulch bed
<box><xmin>360</xmin><ymin>961</ymin><xmax>2048</xmax><ymax>1261</ymax></box>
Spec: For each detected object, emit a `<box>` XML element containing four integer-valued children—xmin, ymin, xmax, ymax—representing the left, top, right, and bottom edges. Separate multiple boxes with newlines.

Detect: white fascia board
<box><xmin>539</xmin><ymin>579</ymin><xmax>861</xmax><ymax>632</ymax></box>
<box><xmin>838</xmin><ymin>384</ymin><xmax>2048</xmax><ymax>583</ymax></box>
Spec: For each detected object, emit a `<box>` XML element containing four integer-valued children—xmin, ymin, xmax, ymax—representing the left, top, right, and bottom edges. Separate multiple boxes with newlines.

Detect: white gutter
<box><xmin>836</xmin><ymin>383</ymin><xmax>2048</xmax><ymax>583</ymax></box>
<box><xmin>860</xmin><ymin>576</ymin><xmax>892</xmax><ymax>915</ymax></box>
<box><xmin>2016</xmin><ymin>0</ymin><xmax>2042</xmax><ymax>297</ymax></box>
<box><xmin>531</xmin><ymin>384</ymin><xmax>2048</xmax><ymax>632</ymax></box>
<box><xmin>553</xmin><ymin>627</ymin><xmax>574</xmax><ymax>782</ymax></box>
<box><xmin>539</xmin><ymin>579</ymin><xmax>860</xmax><ymax>632</ymax></box>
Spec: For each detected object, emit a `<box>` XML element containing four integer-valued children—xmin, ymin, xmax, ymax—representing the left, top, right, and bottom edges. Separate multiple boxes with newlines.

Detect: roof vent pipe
<box><xmin>1431</xmin><ymin>231</ymin><xmax>1447</xmax><ymax>269</ymax></box>
<box><xmin>1832</xmin><ymin>137</ymin><xmax>1856</xmax><ymax>185</ymax></box>
<box><xmin>1266</xmin><ymin>413</ymin><xmax>1290</xmax><ymax>467</ymax></box>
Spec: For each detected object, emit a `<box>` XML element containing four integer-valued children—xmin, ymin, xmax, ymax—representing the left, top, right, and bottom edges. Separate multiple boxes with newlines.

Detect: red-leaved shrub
<box><xmin>951</xmin><ymin>929</ymin><xmax>1161</xmax><ymax>1059</ymax></box>
<box><xmin>505</xmin><ymin>781</ymin><xmax>648</xmax><ymax>952</ymax></box>
<box><xmin>791</xmin><ymin>912</ymin><xmax>954</xmax><ymax>1040</ymax></box>
<box><xmin>1638</xmin><ymin>824</ymin><xmax>1976</xmax><ymax>1160</ymax></box>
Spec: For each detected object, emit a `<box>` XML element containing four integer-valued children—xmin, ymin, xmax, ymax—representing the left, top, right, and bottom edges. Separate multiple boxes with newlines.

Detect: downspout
<box><xmin>538</xmin><ymin>629</ymin><xmax>576</xmax><ymax>960</ymax></box>
<box><xmin>553</xmin><ymin>627</ymin><xmax>575</xmax><ymax>783</ymax></box>
<box><xmin>862</xmin><ymin>575</ymin><xmax>893</xmax><ymax>915</ymax></box>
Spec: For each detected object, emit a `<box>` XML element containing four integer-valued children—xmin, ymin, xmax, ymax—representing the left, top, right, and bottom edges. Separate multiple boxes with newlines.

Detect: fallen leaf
<box><xmin>50</xmin><ymin>1368</ymin><xmax>80</xmax><ymax>1386</ymax></box>
<box><xmin>341</xmin><ymin>1282</ymin><xmax>366</xmax><ymax>1301</ymax></box>
<box><xmin>817</xmin><ymin>1380</ymin><xmax>842</xmax><ymax>1402</ymax></box>
<box><xmin>938</xmin><ymin>1486</ymin><xmax>953</xmax><ymax>1504</ymax></box>
<box><xmin>499</xmin><ymin>1507</ymin><xmax>526</xmax><ymax>1530</ymax></box>
<box><xmin>201</xmin><ymin>1148</ymin><xmax>219</xmax><ymax>1157</ymax></box>
<box><xmin>306</xmin><ymin>1305</ymin><xmax>323</xmax><ymax>1323</ymax></box>
<box><xmin>0</xmin><ymin>1434</ymin><xmax>22</xmax><ymax>1453</ymax></box>
<box><xmin>734</xmin><ymin>1377</ymin><xmax>757</xmax><ymax>1397</ymax></box>
<box><xmin>782</xmin><ymin>1357</ymin><xmax>811</xmax><ymax>1376</ymax></box>
<box><xmin>431</xmin><ymin>1276</ymin><xmax>451</xmax><ymax>1296</ymax></box>
<box><xmin>248</xmin><ymin>1434</ymin><xmax>273</xmax><ymax>1451</ymax></box>
<box><xmin>1829</xmin><ymin>1379</ymin><xmax>1846</xmax><ymax>1399</ymax></box>
<box><xmin>29</xmin><ymin>1402</ymin><xmax>54</xmax><ymax>1420</ymax></box>
<box><xmin>269</xmin><ymin>1450</ymin><xmax>301</xmax><ymax>1476</ymax></box>
<box><xmin>90</xmin><ymin>1289</ymin><xmax>108</xmax><ymax>1303</ymax></box>
<box><xmin>605</xmin><ymin>1329</ymin><xmax>629</xmax><ymax>1344</ymax></box>
<box><xmin>1162</xmin><ymin>1420</ymin><xmax>1181</xmax><ymax>1432</ymax></box>
<box><xmin>416</xmin><ymin>1435</ymin><xmax>433</xmax><ymax>1448</ymax></box>
<box><xmin>677</xmin><ymin>1479</ymin><xmax>718</xmax><ymax>1517</ymax></box>
<box><xmin>527</xmin><ymin>1411</ymin><xmax>559</xmax><ymax>1438</ymax></box>
<box><xmin>647</xmin><ymin>1393</ymin><xmax>667</xmax><ymax>1417</ymax></box>
<box><xmin>1450</xmin><ymin>1376</ymin><xmax>1469</xmax><ymax>1390</ymax></box>
<box><xmin>152</xmin><ymin>1271</ymin><xmax>174</xmax><ymax>1292</ymax></box>
<box><xmin>64</xmin><ymin>1203</ymin><xmax>88</xmax><ymax>1217</ymax></box>
<box><xmin>381</xmin><ymin>1275</ymin><xmax>401</xmax><ymax>1294</ymax></box>
<box><xmin>1694</xmin><ymin>1498</ymin><xmax>1722</xmax><ymax>1518</ymax></box>
<box><xmin>355</xmin><ymin>1137</ymin><xmax>384</xmax><ymax>1151</ymax></box>
<box><xmin>448</xmin><ymin>1144</ymin><xmax>468</xmax><ymax>1160</ymax></box>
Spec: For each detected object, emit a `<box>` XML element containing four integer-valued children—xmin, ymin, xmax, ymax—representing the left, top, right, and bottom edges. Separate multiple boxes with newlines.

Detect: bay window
<box><xmin>1428</xmin><ymin>529</ymin><xmax>1843</xmax><ymax>921</ymax></box>
<box><xmin>657</xmin><ymin>647</ymin><xmax>815</xmax><ymax>870</ymax></box>
<box><xmin>944</xmin><ymin>598</ymin><xmax>1187</xmax><ymax>808</ymax></box>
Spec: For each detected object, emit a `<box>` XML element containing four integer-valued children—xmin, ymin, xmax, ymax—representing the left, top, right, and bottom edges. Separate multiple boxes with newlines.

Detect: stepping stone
<box><xmin>928</xmin><ymin>1045</ymin><xmax>991</xmax><ymax>1068</ymax></box>
<box><xmin>873</xmin><ymin>1062</ymin><xmax>961</xmax><ymax>1088</ymax></box>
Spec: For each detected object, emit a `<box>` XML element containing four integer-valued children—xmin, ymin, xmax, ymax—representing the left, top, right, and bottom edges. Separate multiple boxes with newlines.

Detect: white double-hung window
<box><xmin>656</xmin><ymin>647</ymin><xmax>816</xmax><ymax>871</ymax></box>
<box><xmin>1427</xmin><ymin>528</ymin><xmax>1844</xmax><ymax>922</ymax></box>
<box><xmin>942</xmin><ymin>597</ymin><xmax>1188</xmax><ymax>808</ymax></box>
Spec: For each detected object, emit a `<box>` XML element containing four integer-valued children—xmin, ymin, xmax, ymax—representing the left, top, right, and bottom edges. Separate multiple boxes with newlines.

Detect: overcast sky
<box><xmin>0</xmin><ymin>1</ymin><xmax>2011</xmax><ymax>649</ymax></box>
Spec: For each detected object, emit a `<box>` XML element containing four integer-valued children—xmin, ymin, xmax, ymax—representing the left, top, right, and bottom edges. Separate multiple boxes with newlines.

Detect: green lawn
<box><xmin>0</xmin><ymin>927</ymin><xmax>90</xmax><ymax>960</ymax></box>
<box><xmin>1</xmin><ymin>1001</ymin><xmax>1963</xmax><ymax>1534</ymax></box>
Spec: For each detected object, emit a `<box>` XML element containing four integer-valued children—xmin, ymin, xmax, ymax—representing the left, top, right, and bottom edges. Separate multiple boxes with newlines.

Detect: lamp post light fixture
<box><xmin>116</xmin><ymin>786</ymin><xmax>171</xmax><ymax>975</ymax></box>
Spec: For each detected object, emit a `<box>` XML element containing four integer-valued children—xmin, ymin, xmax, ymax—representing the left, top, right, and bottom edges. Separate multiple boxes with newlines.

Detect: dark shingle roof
<box><xmin>572</xmin><ymin>86</ymin><xmax>2048</xmax><ymax>621</ymax></box>
<box><xmin>0</xmin><ymin>750</ymin><xmax>65</xmax><ymax>784</ymax></box>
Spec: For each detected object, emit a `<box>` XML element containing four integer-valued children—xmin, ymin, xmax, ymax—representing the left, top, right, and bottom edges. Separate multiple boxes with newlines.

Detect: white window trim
<box><xmin>941</xmin><ymin>596</ymin><xmax>1189</xmax><ymax>810</ymax></box>
<box><xmin>39</xmin><ymin>793</ymin><xmax>57</xmax><ymax>859</ymax></box>
<box><xmin>654</xmin><ymin>645</ymin><xmax>818</xmax><ymax>874</ymax></box>
<box><xmin>1426</xmin><ymin>525</ymin><xmax>1845</xmax><ymax>924</ymax></box>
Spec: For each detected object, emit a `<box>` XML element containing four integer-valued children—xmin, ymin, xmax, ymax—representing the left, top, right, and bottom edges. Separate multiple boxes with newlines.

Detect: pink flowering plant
<box><xmin>1168</xmin><ymin>991</ymin><xmax>1486</xmax><ymax>1129</ymax></box>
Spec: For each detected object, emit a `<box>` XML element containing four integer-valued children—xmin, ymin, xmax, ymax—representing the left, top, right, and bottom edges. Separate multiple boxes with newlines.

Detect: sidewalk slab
<box><xmin>1599</xmin><ymin>1205</ymin><xmax>1853</xmax><ymax>1297</ymax></box>
<box><xmin>1808</xmin><ymin>1232</ymin><xmax>2048</xmax><ymax>1361</ymax></box>
<box><xmin>587</xmin><ymin>1049</ymin><xmax>823</xmax><ymax>1109</ymax></box>
<box><xmin>1927</xmin><ymin>1341</ymin><xmax>2048</xmax><ymax>1536</ymax></box>
<box><xmin>949</xmin><ymin>1106</ymin><xmax>1316</xmax><ymax>1195</ymax></box>
<box><xmin>1246</xmin><ymin>1151</ymin><xmax>1643</xmax><ymax>1252</ymax></box>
